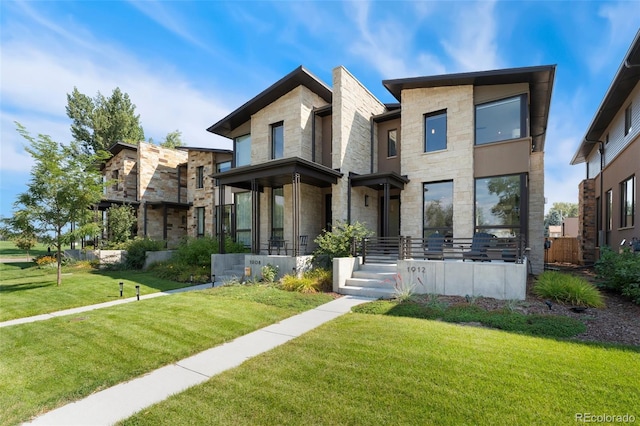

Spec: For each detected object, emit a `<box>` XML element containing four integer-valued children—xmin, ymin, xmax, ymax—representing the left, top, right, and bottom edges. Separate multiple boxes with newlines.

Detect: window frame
<box><xmin>111</xmin><ymin>170</ymin><xmax>119</xmax><ymax>191</ymax></box>
<box><xmin>387</xmin><ymin>129</ymin><xmax>397</xmax><ymax>158</ymax></box>
<box><xmin>216</xmin><ymin>161</ymin><xmax>231</xmax><ymax>173</ymax></box>
<box><xmin>620</xmin><ymin>175</ymin><xmax>635</xmax><ymax>228</ymax></box>
<box><xmin>474</xmin><ymin>173</ymin><xmax>527</xmax><ymax>238</ymax></box>
<box><xmin>271</xmin><ymin>122</ymin><xmax>284</xmax><ymax>160</ymax></box>
<box><xmin>196</xmin><ymin>166</ymin><xmax>204</xmax><ymax>189</ymax></box>
<box><xmin>423</xmin><ymin>180</ymin><xmax>454</xmax><ymax>238</ymax></box>
<box><xmin>625</xmin><ymin>103</ymin><xmax>633</xmax><ymax>136</ymax></box>
<box><xmin>424</xmin><ymin>110</ymin><xmax>447</xmax><ymax>153</ymax></box>
<box><xmin>271</xmin><ymin>187</ymin><xmax>284</xmax><ymax>240</ymax></box>
<box><xmin>475</xmin><ymin>94</ymin><xmax>527</xmax><ymax>145</ymax></box>
<box><xmin>195</xmin><ymin>207</ymin><xmax>205</xmax><ymax>237</ymax></box>
<box><xmin>234</xmin><ymin>134</ymin><xmax>251</xmax><ymax>167</ymax></box>
<box><xmin>605</xmin><ymin>189</ymin><xmax>613</xmax><ymax>232</ymax></box>
<box><xmin>234</xmin><ymin>191</ymin><xmax>252</xmax><ymax>246</ymax></box>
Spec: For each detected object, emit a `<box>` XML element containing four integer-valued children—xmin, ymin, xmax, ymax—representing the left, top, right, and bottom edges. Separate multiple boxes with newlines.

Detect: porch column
<box><xmin>292</xmin><ymin>172</ymin><xmax>301</xmax><ymax>256</ymax></box>
<box><xmin>251</xmin><ymin>179</ymin><xmax>260</xmax><ymax>254</ymax></box>
<box><xmin>347</xmin><ymin>173</ymin><xmax>352</xmax><ymax>225</ymax></box>
<box><xmin>383</xmin><ymin>182</ymin><xmax>390</xmax><ymax>237</ymax></box>
<box><xmin>218</xmin><ymin>181</ymin><xmax>225</xmax><ymax>254</ymax></box>
<box><xmin>163</xmin><ymin>204</ymin><xmax>168</xmax><ymax>244</ymax></box>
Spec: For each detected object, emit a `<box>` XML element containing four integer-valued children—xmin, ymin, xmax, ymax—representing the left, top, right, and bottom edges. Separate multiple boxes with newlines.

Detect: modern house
<box><xmin>207</xmin><ymin>64</ymin><xmax>556</xmax><ymax>298</ymax></box>
<box><xmin>571</xmin><ymin>30</ymin><xmax>640</xmax><ymax>263</ymax></box>
<box><xmin>99</xmin><ymin>141</ymin><xmax>189</xmax><ymax>248</ymax></box>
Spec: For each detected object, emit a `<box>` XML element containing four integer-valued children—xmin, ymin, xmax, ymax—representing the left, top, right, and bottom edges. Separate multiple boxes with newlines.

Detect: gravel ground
<box><xmin>433</xmin><ymin>264</ymin><xmax>640</xmax><ymax>347</ymax></box>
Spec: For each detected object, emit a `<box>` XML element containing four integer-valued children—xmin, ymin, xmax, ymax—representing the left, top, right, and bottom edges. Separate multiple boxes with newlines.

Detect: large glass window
<box><xmin>475</xmin><ymin>174</ymin><xmax>524</xmax><ymax>237</ymax></box>
<box><xmin>387</xmin><ymin>129</ymin><xmax>397</xmax><ymax>157</ymax></box>
<box><xmin>195</xmin><ymin>207</ymin><xmax>205</xmax><ymax>237</ymax></box>
<box><xmin>475</xmin><ymin>95</ymin><xmax>526</xmax><ymax>145</ymax></box>
<box><xmin>271</xmin><ymin>187</ymin><xmax>284</xmax><ymax>239</ymax></box>
<box><xmin>215</xmin><ymin>204</ymin><xmax>232</xmax><ymax>236</ymax></box>
<box><xmin>216</xmin><ymin>161</ymin><xmax>231</xmax><ymax>173</ymax></box>
<box><xmin>235</xmin><ymin>192</ymin><xmax>252</xmax><ymax>246</ymax></box>
<box><xmin>196</xmin><ymin>166</ymin><xmax>204</xmax><ymax>189</ymax></box>
<box><xmin>423</xmin><ymin>181</ymin><xmax>453</xmax><ymax>238</ymax></box>
<box><xmin>620</xmin><ymin>176</ymin><xmax>635</xmax><ymax>228</ymax></box>
<box><xmin>234</xmin><ymin>134</ymin><xmax>251</xmax><ymax>167</ymax></box>
<box><xmin>271</xmin><ymin>122</ymin><xmax>284</xmax><ymax>160</ymax></box>
<box><xmin>425</xmin><ymin>111</ymin><xmax>447</xmax><ymax>152</ymax></box>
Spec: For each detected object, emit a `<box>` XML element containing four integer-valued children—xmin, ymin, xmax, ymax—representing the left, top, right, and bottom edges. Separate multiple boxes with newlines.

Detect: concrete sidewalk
<box><xmin>24</xmin><ymin>295</ymin><xmax>372</xmax><ymax>426</ymax></box>
<box><xmin>0</xmin><ymin>283</ymin><xmax>215</xmax><ymax>328</ymax></box>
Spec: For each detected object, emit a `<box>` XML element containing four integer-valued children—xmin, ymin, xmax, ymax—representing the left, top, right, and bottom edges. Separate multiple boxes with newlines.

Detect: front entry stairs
<box><xmin>340</xmin><ymin>263</ymin><xmax>397</xmax><ymax>299</ymax></box>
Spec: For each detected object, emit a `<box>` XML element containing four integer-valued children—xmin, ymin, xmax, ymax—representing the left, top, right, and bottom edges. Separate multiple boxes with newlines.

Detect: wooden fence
<box><xmin>545</xmin><ymin>237</ymin><xmax>579</xmax><ymax>264</ymax></box>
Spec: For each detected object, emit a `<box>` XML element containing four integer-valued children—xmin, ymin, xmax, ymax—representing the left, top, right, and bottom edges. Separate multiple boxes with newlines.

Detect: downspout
<box><xmin>370</xmin><ymin>116</ymin><xmax>374</xmax><ymax>174</ymax></box>
<box><xmin>311</xmin><ymin>108</ymin><xmax>316</xmax><ymax>163</ymax></box>
<box><xmin>598</xmin><ymin>141</ymin><xmax>605</xmax><ymax>247</ymax></box>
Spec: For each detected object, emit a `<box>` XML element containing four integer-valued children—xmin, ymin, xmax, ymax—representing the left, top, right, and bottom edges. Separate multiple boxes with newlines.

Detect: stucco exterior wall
<box><xmin>400</xmin><ymin>85</ymin><xmax>475</xmax><ymax>238</ymax></box>
<box><xmin>332</xmin><ymin>66</ymin><xmax>386</xmax><ymax>225</ymax></box>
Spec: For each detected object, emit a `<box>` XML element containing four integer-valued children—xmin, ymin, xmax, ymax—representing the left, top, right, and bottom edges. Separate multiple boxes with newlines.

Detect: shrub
<box><xmin>280</xmin><ymin>274</ymin><xmax>319</xmax><ymax>293</ymax></box>
<box><xmin>595</xmin><ymin>247</ymin><xmax>640</xmax><ymax>305</ymax></box>
<box><xmin>106</xmin><ymin>204</ymin><xmax>137</xmax><ymax>244</ymax></box>
<box><xmin>35</xmin><ymin>255</ymin><xmax>56</xmax><ymax>267</ymax></box>
<box><xmin>124</xmin><ymin>238</ymin><xmax>165</xmax><ymax>270</ymax></box>
<box><xmin>303</xmin><ymin>267</ymin><xmax>333</xmax><ymax>292</ymax></box>
<box><xmin>313</xmin><ymin>221</ymin><xmax>373</xmax><ymax>262</ymax></box>
<box><xmin>533</xmin><ymin>271</ymin><xmax>605</xmax><ymax>308</ymax></box>
<box><xmin>261</xmin><ymin>264</ymin><xmax>279</xmax><ymax>283</ymax></box>
<box><xmin>147</xmin><ymin>261</ymin><xmax>210</xmax><ymax>283</ymax></box>
<box><xmin>174</xmin><ymin>236</ymin><xmax>218</xmax><ymax>267</ymax></box>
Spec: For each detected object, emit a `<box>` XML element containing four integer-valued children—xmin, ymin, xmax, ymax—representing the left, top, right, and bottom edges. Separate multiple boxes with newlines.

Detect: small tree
<box><xmin>106</xmin><ymin>204</ymin><xmax>137</xmax><ymax>245</ymax></box>
<box><xmin>10</xmin><ymin>123</ymin><xmax>108</xmax><ymax>285</ymax></box>
<box><xmin>0</xmin><ymin>210</ymin><xmax>38</xmax><ymax>260</ymax></box>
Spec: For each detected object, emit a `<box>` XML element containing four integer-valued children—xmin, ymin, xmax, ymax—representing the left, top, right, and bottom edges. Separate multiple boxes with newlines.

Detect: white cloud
<box><xmin>440</xmin><ymin>0</ymin><xmax>502</xmax><ymax>72</ymax></box>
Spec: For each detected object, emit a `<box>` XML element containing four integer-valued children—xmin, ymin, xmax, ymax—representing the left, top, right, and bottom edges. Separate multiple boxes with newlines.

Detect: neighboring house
<box><xmin>548</xmin><ymin>218</ymin><xmax>578</xmax><ymax>238</ymax></box>
<box><xmin>99</xmin><ymin>141</ymin><xmax>190</xmax><ymax>248</ymax></box>
<box><xmin>571</xmin><ymin>30</ymin><xmax>640</xmax><ymax>263</ymax></box>
<box><xmin>207</xmin><ymin>64</ymin><xmax>555</xmax><ymax>274</ymax></box>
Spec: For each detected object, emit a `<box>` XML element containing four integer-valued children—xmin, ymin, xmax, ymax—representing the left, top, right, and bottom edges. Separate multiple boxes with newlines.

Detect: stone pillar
<box><xmin>578</xmin><ymin>179</ymin><xmax>596</xmax><ymax>265</ymax></box>
<box><xmin>528</xmin><ymin>151</ymin><xmax>545</xmax><ymax>275</ymax></box>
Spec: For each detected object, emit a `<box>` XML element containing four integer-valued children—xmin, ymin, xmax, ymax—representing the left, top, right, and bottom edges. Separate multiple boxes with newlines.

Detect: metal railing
<box><xmin>354</xmin><ymin>235</ymin><xmax>527</xmax><ymax>264</ymax></box>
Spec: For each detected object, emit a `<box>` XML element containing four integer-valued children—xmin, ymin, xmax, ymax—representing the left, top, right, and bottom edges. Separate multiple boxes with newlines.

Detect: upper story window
<box><xmin>271</xmin><ymin>122</ymin><xmax>284</xmax><ymax>159</ymax></box>
<box><xmin>475</xmin><ymin>95</ymin><xmax>526</xmax><ymax>145</ymax></box>
<box><xmin>196</xmin><ymin>166</ymin><xmax>204</xmax><ymax>189</ymax></box>
<box><xmin>620</xmin><ymin>175</ymin><xmax>635</xmax><ymax>228</ymax></box>
<box><xmin>387</xmin><ymin>129</ymin><xmax>397</xmax><ymax>157</ymax></box>
<box><xmin>625</xmin><ymin>103</ymin><xmax>633</xmax><ymax>136</ymax></box>
<box><xmin>425</xmin><ymin>111</ymin><xmax>447</xmax><ymax>152</ymax></box>
<box><xmin>234</xmin><ymin>134</ymin><xmax>251</xmax><ymax>167</ymax></box>
<box><xmin>216</xmin><ymin>161</ymin><xmax>231</xmax><ymax>173</ymax></box>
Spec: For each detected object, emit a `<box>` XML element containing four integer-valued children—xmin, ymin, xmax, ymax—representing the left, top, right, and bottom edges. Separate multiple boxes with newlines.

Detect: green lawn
<box><xmin>122</xmin><ymin>314</ymin><xmax>640</xmax><ymax>426</ymax></box>
<box><xmin>0</xmin><ymin>240</ymin><xmax>49</xmax><ymax>259</ymax></box>
<box><xmin>0</xmin><ymin>284</ymin><xmax>333</xmax><ymax>426</ymax></box>
<box><xmin>0</xmin><ymin>263</ymin><xmax>194</xmax><ymax>321</ymax></box>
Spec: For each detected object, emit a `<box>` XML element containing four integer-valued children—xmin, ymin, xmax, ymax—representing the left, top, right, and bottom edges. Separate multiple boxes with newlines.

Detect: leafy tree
<box><xmin>544</xmin><ymin>202</ymin><xmax>578</xmax><ymax>229</ymax></box>
<box><xmin>0</xmin><ymin>210</ymin><xmax>38</xmax><ymax>259</ymax></box>
<box><xmin>160</xmin><ymin>130</ymin><xmax>184</xmax><ymax>149</ymax></box>
<box><xmin>9</xmin><ymin>123</ymin><xmax>109</xmax><ymax>285</ymax></box>
<box><xmin>106</xmin><ymin>204</ymin><xmax>137</xmax><ymax>245</ymax></box>
<box><xmin>66</xmin><ymin>87</ymin><xmax>144</xmax><ymax>153</ymax></box>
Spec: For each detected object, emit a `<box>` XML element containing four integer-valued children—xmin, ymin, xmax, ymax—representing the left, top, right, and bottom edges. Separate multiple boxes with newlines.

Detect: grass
<box><xmin>0</xmin><ymin>284</ymin><xmax>333</xmax><ymax>426</ymax></box>
<box><xmin>353</xmin><ymin>299</ymin><xmax>587</xmax><ymax>338</ymax></box>
<box><xmin>0</xmin><ymin>240</ymin><xmax>49</xmax><ymax>259</ymax></box>
<box><xmin>533</xmin><ymin>271</ymin><xmax>605</xmax><ymax>308</ymax></box>
<box><xmin>120</xmin><ymin>313</ymin><xmax>640</xmax><ymax>425</ymax></box>
<box><xmin>0</xmin><ymin>263</ymin><xmax>195</xmax><ymax>321</ymax></box>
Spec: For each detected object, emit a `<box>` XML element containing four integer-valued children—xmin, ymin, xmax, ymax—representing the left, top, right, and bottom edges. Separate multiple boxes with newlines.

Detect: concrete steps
<box><xmin>341</xmin><ymin>263</ymin><xmax>397</xmax><ymax>299</ymax></box>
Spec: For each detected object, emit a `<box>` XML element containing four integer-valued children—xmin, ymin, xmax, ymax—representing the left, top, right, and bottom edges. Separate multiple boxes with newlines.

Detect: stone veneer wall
<box><xmin>578</xmin><ymin>179</ymin><xmax>596</xmax><ymax>264</ymax></box>
<box><xmin>528</xmin><ymin>151</ymin><xmax>545</xmax><ymax>274</ymax></box>
<box><xmin>332</xmin><ymin>66</ymin><xmax>386</xmax><ymax>227</ymax></box>
<box><xmin>400</xmin><ymin>85</ymin><xmax>475</xmax><ymax>239</ymax></box>
<box><xmin>188</xmin><ymin>150</ymin><xmax>216</xmax><ymax>237</ymax></box>
<box><xmin>103</xmin><ymin>149</ymin><xmax>138</xmax><ymax>202</ymax></box>
<box><xmin>137</xmin><ymin>142</ymin><xmax>188</xmax><ymax>247</ymax></box>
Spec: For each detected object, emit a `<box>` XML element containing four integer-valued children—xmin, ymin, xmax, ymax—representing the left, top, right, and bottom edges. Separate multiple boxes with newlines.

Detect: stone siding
<box><xmin>528</xmin><ymin>151</ymin><xmax>545</xmax><ymax>274</ymax></box>
<box><xmin>578</xmin><ymin>179</ymin><xmax>597</xmax><ymax>264</ymax></box>
<box><xmin>188</xmin><ymin>150</ymin><xmax>216</xmax><ymax>237</ymax></box>
<box><xmin>103</xmin><ymin>148</ymin><xmax>138</xmax><ymax>202</ymax></box>
<box><xmin>332</xmin><ymin>66</ymin><xmax>386</xmax><ymax>225</ymax></box>
<box><xmin>400</xmin><ymin>85</ymin><xmax>475</xmax><ymax>238</ymax></box>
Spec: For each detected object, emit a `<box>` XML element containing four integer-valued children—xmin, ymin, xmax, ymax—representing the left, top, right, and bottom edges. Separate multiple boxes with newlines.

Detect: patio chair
<box><xmin>462</xmin><ymin>232</ymin><xmax>494</xmax><ymax>261</ymax></box>
<box><xmin>268</xmin><ymin>237</ymin><xmax>287</xmax><ymax>255</ymax></box>
<box><xmin>423</xmin><ymin>232</ymin><xmax>445</xmax><ymax>260</ymax></box>
<box><xmin>299</xmin><ymin>235</ymin><xmax>308</xmax><ymax>254</ymax></box>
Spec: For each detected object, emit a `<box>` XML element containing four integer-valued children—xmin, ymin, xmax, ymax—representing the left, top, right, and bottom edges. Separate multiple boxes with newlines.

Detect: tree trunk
<box><xmin>56</xmin><ymin>229</ymin><xmax>62</xmax><ymax>287</ymax></box>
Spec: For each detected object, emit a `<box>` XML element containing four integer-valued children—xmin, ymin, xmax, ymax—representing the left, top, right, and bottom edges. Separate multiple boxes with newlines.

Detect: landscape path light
<box><xmin>119</xmin><ymin>282</ymin><xmax>124</xmax><ymax>298</ymax></box>
<box><xmin>135</xmin><ymin>285</ymin><xmax>140</xmax><ymax>301</ymax></box>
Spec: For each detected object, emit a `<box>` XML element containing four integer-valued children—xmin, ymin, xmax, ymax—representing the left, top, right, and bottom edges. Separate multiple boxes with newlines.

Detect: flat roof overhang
<box><xmin>383</xmin><ymin>65</ymin><xmax>556</xmax><ymax>153</ymax></box>
<box><xmin>96</xmin><ymin>199</ymin><xmax>140</xmax><ymax>211</ymax></box>
<box><xmin>211</xmin><ymin>157</ymin><xmax>343</xmax><ymax>190</ymax></box>
<box><xmin>350</xmin><ymin>171</ymin><xmax>409</xmax><ymax>190</ymax></box>
<box><xmin>571</xmin><ymin>30</ymin><xmax>640</xmax><ymax>164</ymax></box>
<box><xmin>207</xmin><ymin>66</ymin><xmax>332</xmax><ymax>138</ymax></box>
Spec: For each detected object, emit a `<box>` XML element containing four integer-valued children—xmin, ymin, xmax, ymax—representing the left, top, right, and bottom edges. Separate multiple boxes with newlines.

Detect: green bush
<box><xmin>312</xmin><ymin>221</ymin><xmax>373</xmax><ymax>263</ymax></box>
<box><xmin>147</xmin><ymin>260</ymin><xmax>210</xmax><ymax>283</ymax></box>
<box><xmin>533</xmin><ymin>271</ymin><xmax>605</xmax><ymax>308</ymax></box>
<box><xmin>173</xmin><ymin>236</ymin><xmax>218</xmax><ymax>267</ymax></box>
<box><xmin>124</xmin><ymin>238</ymin><xmax>165</xmax><ymax>270</ymax></box>
<box><xmin>261</xmin><ymin>264</ymin><xmax>279</xmax><ymax>283</ymax></box>
<box><xmin>303</xmin><ymin>267</ymin><xmax>333</xmax><ymax>292</ymax></box>
<box><xmin>280</xmin><ymin>274</ymin><xmax>319</xmax><ymax>293</ymax></box>
<box><xmin>595</xmin><ymin>247</ymin><xmax>640</xmax><ymax>305</ymax></box>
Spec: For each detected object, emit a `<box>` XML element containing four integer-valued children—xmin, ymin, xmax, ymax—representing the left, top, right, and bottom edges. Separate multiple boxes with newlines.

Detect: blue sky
<box><xmin>1</xmin><ymin>1</ymin><xmax>639</xmax><ymax>220</ymax></box>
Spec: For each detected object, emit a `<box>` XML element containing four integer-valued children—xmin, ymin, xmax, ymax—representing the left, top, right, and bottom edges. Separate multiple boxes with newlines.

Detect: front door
<box><xmin>380</xmin><ymin>195</ymin><xmax>400</xmax><ymax>237</ymax></box>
